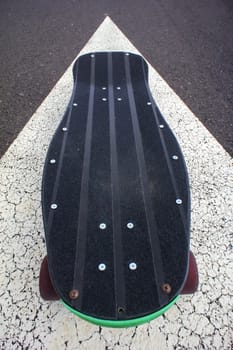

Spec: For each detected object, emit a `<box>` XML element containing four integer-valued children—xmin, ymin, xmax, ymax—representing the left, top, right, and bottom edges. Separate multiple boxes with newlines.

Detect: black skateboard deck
<box><xmin>41</xmin><ymin>52</ymin><xmax>197</xmax><ymax>327</ymax></box>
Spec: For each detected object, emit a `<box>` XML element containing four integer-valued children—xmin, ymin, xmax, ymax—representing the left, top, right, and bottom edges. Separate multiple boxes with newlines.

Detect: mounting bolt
<box><xmin>99</xmin><ymin>223</ymin><xmax>107</xmax><ymax>230</ymax></box>
<box><xmin>73</xmin><ymin>103</ymin><xmax>78</xmax><ymax>107</ymax></box>
<box><xmin>50</xmin><ymin>159</ymin><xmax>56</xmax><ymax>164</ymax></box>
<box><xmin>147</xmin><ymin>102</ymin><xmax>152</xmax><ymax>105</ymax></box>
<box><xmin>69</xmin><ymin>289</ymin><xmax>79</xmax><ymax>299</ymax></box>
<box><xmin>161</xmin><ymin>283</ymin><xmax>172</xmax><ymax>294</ymax></box>
<box><xmin>172</xmin><ymin>155</ymin><xmax>179</xmax><ymax>160</ymax></box>
<box><xmin>98</xmin><ymin>263</ymin><xmax>106</xmax><ymax>271</ymax></box>
<box><xmin>51</xmin><ymin>204</ymin><xmax>57</xmax><ymax>209</ymax></box>
<box><xmin>176</xmin><ymin>199</ymin><xmax>182</xmax><ymax>205</ymax></box>
<box><xmin>62</xmin><ymin>127</ymin><xmax>68</xmax><ymax>132</ymax></box>
<box><xmin>127</xmin><ymin>222</ymin><xmax>134</xmax><ymax>229</ymax></box>
<box><xmin>129</xmin><ymin>262</ymin><xmax>137</xmax><ymax>270</ymax></box>
<box><xmin>159</xmin><ymin>124</ymin><xmax>164</xmax><ymax>128</ymax></box>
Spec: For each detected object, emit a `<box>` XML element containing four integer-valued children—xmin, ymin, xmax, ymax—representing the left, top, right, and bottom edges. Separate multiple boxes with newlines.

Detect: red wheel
<box><xmin>181</xmin><ymin>251</ymin><xmax>199</xmax><ymax>294</ymax></box>
<box><xmin>39</xmin><ymin>256</ymin><xmax>59</xmax><ymax>300</ymax></box>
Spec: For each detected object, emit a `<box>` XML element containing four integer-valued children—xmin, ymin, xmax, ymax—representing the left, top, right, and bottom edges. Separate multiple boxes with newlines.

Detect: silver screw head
<box><xmin>129</xmin><ymin>262</ymin><xmax>137</xmax><ymax>270</ymax></box>
<box><xmin>116</xmin><ymin>86</ymin><xmax>121</xmax><ymax>90</ymax></box>
<box><xmin>62</xmin><ymin>127</ymin><xmax>68</xmax><ymax>132</ymax></box>
<box><xmin>102</xmin><ymin>98</ymin><xmax>107</xmax><ymax>101</ymax></box>
<box><xmin>172</xmin><ymin>155</ymin><xmax>179</xmax><ymax>160</ymax></box>
<box><xmin>176</xmin><ymin>199</ymin><xmax>182</xmax><ymax>205</ymax></box>
<box><xmin>98</xmin><ymin>263</ymin><xmax>106</xmax><ymax>271</ymax></box>
<box><xmin>125</xmin><ymin>53</ymin><xmax>130</xmax><ymax>56</ymax></box>
<box><xmin>50</xmin><ymin>159</ymin><xmax>56</xmax><ymax>164</ymax></box>
<box><xmin>117</xmin><ymin>97</ymin><xmax>122</xmax><ymax>101</ymax></box>
<box><xmin>99</xmin><ymin>223</ymin><xmax>107</xmax><ymax>230</ymax></box>
<box><xmin>91</xmin><ymin>54</ymin><xmax>95</xmax><ymax>58</ymax></box>
<box><xmin>73</xmin><ymin>102</ymin><xmax>78</xmax><ymax>107</ymax></box>
<box><xmin>51</xmin><ymin>204</ymin><xmax>57</xmax><ymax>209</ymax></box>
<box><xmin>127</xmin><ymin>222</ymin><xmax>134</xmax><ymax>229</ymax></box>
<box><xmin>159</xmin><ymin>124</ymin><xmax>164</xmax><ymax>128</ymax></box>
<box><xmin>147</xmin><ymin>102</ymin><xmax>152</xmax><ymax>105</ymax></box>
<box><xmin>102</xmin><ymin>86</ymin><xmax>107</xmax><ymax>90</ymax></box>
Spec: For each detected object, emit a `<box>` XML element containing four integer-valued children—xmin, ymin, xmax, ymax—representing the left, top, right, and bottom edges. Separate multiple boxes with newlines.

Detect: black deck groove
<box><xmin>124</xmin><ymin>54</ymin><xmax>167</xmax><ymax>306</ymax></box>
<box><xmin>108</xmin><ymin>52</ymin><xmax>126</xmax><ymax>317</ymax></box>
<box><xmin>141</xmin><ymin>59</ymin><xmax>189</xmax><ymax>232</ymax></box>
<box><xmin>72</xmin><ymin>56</ymin><xmax>95</xmax><ymax>308</ymax></box>
<box><xmin>46</xmin><ymin>61</ymin><xmax>80</xmax><ymax>238</ymax></box>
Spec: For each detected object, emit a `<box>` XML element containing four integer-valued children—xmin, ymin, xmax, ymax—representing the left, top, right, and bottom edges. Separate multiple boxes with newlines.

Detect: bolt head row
<box><xmin>99</xmin><ymin>223</ymin><xmax>134</xmax><ymax>229</ymax></box>
<box><xmin>98</xmin><ymin>262</ymin><xmax>137</xmax><ymax>271</ymax></box>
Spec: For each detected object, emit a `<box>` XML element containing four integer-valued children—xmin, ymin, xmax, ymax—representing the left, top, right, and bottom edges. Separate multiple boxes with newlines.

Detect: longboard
<box><xmin>40</xmin><ymin>52</ymin><xmax>198</xmax><ymax>328</ymax></box>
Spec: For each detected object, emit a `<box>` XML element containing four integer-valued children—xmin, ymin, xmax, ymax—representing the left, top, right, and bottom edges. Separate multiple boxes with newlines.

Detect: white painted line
<box><xmin>0</xmin><ymin>16</ymin><xmax>232</xmax><ymax>349</ymax></box>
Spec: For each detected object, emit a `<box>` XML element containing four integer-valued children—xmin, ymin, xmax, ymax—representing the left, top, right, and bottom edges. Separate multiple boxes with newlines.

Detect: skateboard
<box><xmin>40</xmin><ymin>52</ymin><xmax>198</xmax><ymax>327</ymax></box>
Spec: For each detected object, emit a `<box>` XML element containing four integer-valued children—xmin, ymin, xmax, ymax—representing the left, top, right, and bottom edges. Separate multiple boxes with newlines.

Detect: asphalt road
<box><xmin>0</xmin><ymin>0</ymin><xmax>232</xmax><ymax>157</ymax></box>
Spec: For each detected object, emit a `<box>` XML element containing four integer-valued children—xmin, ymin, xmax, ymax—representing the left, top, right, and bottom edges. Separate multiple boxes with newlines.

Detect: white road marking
<box><xmin>0</xmin><ymin>16</ymin><xmax>232</xmax><ymax>349</ymax></box>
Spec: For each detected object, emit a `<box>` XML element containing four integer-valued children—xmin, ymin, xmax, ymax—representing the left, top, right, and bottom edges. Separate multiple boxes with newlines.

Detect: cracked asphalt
<box><xmin>0</xmin><ymin>0</ymin><xmax>233</xmax><ymax>158</ymax></box>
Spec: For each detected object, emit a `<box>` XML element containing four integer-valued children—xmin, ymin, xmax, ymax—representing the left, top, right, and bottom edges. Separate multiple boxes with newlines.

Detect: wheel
<box><xmin>39</xmin><ymin>256</ymin><xmax>59</xmax><ymax>300</ymax></box>
<box><xmin>181</xmin><ymin>251</ymin><xmax>199</xmax><ymax>294</ymax></box>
